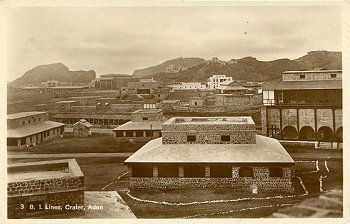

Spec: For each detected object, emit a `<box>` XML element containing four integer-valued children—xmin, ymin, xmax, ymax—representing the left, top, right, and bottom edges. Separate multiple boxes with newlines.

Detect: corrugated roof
<box><xmin>7</xmin><ymin>121</ymin><xmax>65</xmax><ymax>138</ymax></box>
<box><xmin>7</xmin><ymin>112</ymin><xmax>47</xmax><ymax>120</ymax></box>
<box><xmin>263</xmin><ymin>80</ymin><xmax>342</xmax><ymax>90</ymax></box>
<box><xmin>113</xmin><ymin>121</ymin><xmax>163</xmax><ymax>131</ymax></box>
<box><xmin>125</xmin><ymin>135</ymin><xmax>294</xmax><ymax>164</ymax></box>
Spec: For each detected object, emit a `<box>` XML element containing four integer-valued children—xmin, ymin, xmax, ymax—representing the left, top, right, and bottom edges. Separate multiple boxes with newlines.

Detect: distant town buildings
<box><xmin>165</xmin><ymin>65</ymin><xmax>189</xmax><ymax>74</ymax></box>
<box><xmin>207</xmin><ymin>75</ymin><xmax>233</xmax><ymax>89</ymax></box>
<box><xmin>125</xmin><ymin>116</ymin><xmax>294</xmax><ymax>193</ymax></box>
<box><xmin>8</xmin><ymin>159</ymin><xmax>85</xmax><ymax>218</ymax></box>
<box><xmin>7</xmin><ymin>112</ymin><xmax>65</xmax><ymax>150</ymax></box>
<box><xmin>167</xmin><ymin>82</ymin><xmax>206</xmax><ymax>91</ymax></box>
<box><xmin>261</xmin><ymin>69</ymin><xmax>342</xmax><ymax>145</ymax></box>
<box><xmin>94</xmin><ymin>74</ymin><xmax>138</xmax><ymax>91</ymax></box>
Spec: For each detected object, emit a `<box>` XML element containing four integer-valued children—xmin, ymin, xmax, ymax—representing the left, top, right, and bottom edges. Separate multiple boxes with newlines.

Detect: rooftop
<box><xmin>132</xmin><ymin>109</ymin><xmax>163</xmax><ymax>114</ymax></box>
<box><xmin>125</xmin><ymin>135</ymin><xmax>294</xmax><ymax>164</ymax></box>
<box><xmin>7</xmin><ymin>111</ymin><xmax>47</xmax><ymax>120</ymax></box>
<box><xmin>8</xmin><ymin>121</ymin><xmax>65</xmax><ymax>138</ymax></box>
<box><xmin>56</xmin><ymin>100</ymin><xmax>77</xmax><ymax>104</ymax></box>
<box><xmin>263</xmin><ymin>80</ymin><xmax>342</xmax><ymax>90</ymax></box>
<box><xmin>163</xmin><ymin>116</ymin><xmax>255</xmax><ymax>126</ymax></box>
<box><xmin>113</xmin><ymin>121</ymin><xmax>164</xmax><ymax>131</ymax></box>
<box><xmin>8</xmin><ymin>159</ymin><xmax>83</xmax><ymax>183</ymax></box>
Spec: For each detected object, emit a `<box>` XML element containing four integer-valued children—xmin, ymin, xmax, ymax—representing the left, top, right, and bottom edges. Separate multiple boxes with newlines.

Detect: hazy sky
<box><xmin>6</xmin><ymin>6</ymin><xmax>341</xmax><ymax>81</ymax></box>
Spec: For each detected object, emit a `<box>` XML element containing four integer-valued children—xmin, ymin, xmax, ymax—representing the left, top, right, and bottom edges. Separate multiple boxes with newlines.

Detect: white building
<box><xmin>167</xmin><ymin>82</ymin><xmax>206</xmax><ymax>92</ymax></box>
<box><xmin>207</xmin><ymin>75</ymin><xmax>233</xmax><ymax>90</ymax></box>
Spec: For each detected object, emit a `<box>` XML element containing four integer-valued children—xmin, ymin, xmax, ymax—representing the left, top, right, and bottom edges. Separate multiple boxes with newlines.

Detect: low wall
<box><xmin>129</xmin><ymin>177</ymin><xmax>294</xmax><ymax>193</ymax></box>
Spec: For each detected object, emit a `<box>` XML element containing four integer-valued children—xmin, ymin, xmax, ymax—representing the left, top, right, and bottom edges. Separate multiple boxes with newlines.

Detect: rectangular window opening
<box><xmin>221</xmin><ymin>135</ymin><xmax>230</xmax><ymax>142</ymax></box>
<box><xmin>187</xmin><ymin>135</ymin><xmax>196</xmax><ymax>142</ymax></box>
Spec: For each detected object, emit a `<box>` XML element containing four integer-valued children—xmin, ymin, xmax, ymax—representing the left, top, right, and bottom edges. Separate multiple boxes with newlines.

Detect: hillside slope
<box><xmin>9</xmin><ymin>63</ymin><xmax>96</xmax><ymax>87</ymax></box>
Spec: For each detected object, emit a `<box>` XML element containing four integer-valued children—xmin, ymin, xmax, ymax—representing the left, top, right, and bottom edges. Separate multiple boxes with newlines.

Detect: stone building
<box><xmin>7</xmin><ymin>112</ymin><xmax>65</xmax><ymax>150</ymax></box>
<box><xmin>261</xmin><ymin>70</ymin><xmax>342</xmax><ymax>144</ymax></box>
<box><xmin>8</xmin><ymin>159</ymin><xmax>85</xmax><ymax>218</ymax></box>
<box><xmin>112</xmin><ymin>109</ymin><xmax>166</xmax><ymax>144</ymax></box>
<box><xmin>73</xmin><ymin>119</ymin><xmax>92</xmax><ymax>137</ymax></box>
<box><xmin>216</xmin><ymin>81</ymin><xmax>249</xmax><ymax>94</ymax></box>
<box><xmin>94</xmin><ymin>74</ymin><xmax>139</xmax><ymax>92</ymax></box>
<box><xmin>167</xmin><ymin>82</ymin><xmax>206</xmax><ymax>91</ymax></box>
<box><xmin>207</xmin><ymin>75</ymin><xmax>233</xmax><ymax>89</ymax></box>
<box><xmin>125</xmin><ymin>116</ymin><xmax>295</xmax><ymax>193</ymax></box>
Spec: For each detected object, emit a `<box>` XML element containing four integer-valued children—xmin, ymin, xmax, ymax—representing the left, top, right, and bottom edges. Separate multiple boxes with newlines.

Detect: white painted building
<box><xmin>207</xmin><ymin>75</ymin><xmax>233</xmax><ymax>90</ymax></box>
<box><xmin>167</xmin><ymin>82</ymin><xmax>206</xmax><ymax>91</ymax></box>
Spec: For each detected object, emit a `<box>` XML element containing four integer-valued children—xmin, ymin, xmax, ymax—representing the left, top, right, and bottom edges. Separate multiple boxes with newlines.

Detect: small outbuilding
<box><xmin>73</xmin><ymin>119</ymin><xmax>92</xmax><ymax>137</ymax></box>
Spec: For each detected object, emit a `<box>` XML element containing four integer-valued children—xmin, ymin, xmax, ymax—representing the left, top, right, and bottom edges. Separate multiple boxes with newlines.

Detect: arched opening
<box><xmin>335</xmin><ymin>127</ymin><xmax>343</xmax><ymax>143</ymax></box>
<box><xmin>282</xmin><ymin>126</ymin><xmax>298</xmax><ymax>140</ymax></box>
<box><xmin>317</xmin><ymin>126</ymin><xmax>334</xmax><ymax>142</ymax></box>
<box><xmin>299</xmin><ymin>126</ymin><xmax>316</xmax><ymax>141</ymax></box>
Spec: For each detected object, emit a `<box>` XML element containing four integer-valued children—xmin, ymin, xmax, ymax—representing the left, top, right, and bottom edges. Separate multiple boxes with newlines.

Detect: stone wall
<box><xmin>214</xmin><ymin>94</ymin><xmax>261</xmax><ymax>109</ymax></box>
<box><xmin>131</xmin><ymin>111</ymin><xmax>163</xmax><ymax>122</ymax></box>
<box><xmin>162</xmin><ymin>121</ymin><xmax>256</xmax><ymax>144</ymax></box>
<box><xmin>8</xmin><ymin>176</ymin><xmax>84</xmax><ymax>197</ymax></box>
<box><xmin>8</xmin><ymin>113</ymin><xmax>49</xmax><ymax>129</ymax></box>
<box><xmin>128</xmin><ymin>166</ymin><xmax>293</xmax><ymax>193</ymax></box>
<box><xmin>162</xmin><ymin>130</ymin><xmax>255</xmax><ymax>144</ymax></box>
<box><xmin>282</xmin><ymin>71</ymin><xmax>342</xmax><ymax>81</ymax></box>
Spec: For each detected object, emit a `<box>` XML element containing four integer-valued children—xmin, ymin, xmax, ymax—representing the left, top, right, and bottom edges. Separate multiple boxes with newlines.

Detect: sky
<box><xmin>6</xmin><ymin>6</ymin><xmax>342</xmax><ymax>81</ymax></box>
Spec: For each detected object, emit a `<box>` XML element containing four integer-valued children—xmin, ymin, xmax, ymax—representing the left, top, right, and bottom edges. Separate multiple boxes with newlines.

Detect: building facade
<box><xmin>112</xmin><ymin>109</ymin><xmax>165</xmax><ymax>144</ymax></box>
<box><xmin>125</xmin><ymin>116</ymin><xmax>295</xmax><ymax>193</ymax></box>
<box><xmin>73</xmin><ymin>119</ymin><xmax>92</xmax><ymax>137</ymax></box>
<box><xmin>167</xmin><ymin>82</ymin><xmax>206</xmax><ymax>91</ymax></box>
<box><xmin>7</xmin><ymin>112</ymin><xmax>65</xmax><ymax>150</ymax></box>
<box><xmin>207</xmin><ymin>75</ymin><xmax>233</xmax><ymax>89</ymax></box>
<box><xmin>8</xmin><ymin>159</ymin><xmax>85</xmax><ymax>218</ymax></box>
<box><xmin>261</xmin><ymin>70</ymin><xmax>342</xmax><ymax>144</ymax></box>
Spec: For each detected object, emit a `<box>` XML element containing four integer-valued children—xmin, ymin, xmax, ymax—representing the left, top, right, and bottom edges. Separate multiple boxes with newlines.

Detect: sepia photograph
<box><xmin>2</xmin><ymin>1</ymin><xmax>348</xmax><ymax>222</ymax></box>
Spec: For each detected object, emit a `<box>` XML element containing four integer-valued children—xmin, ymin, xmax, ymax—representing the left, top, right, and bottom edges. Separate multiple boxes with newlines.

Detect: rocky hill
<box><xmin>135</xmin><ymin>51</ymin><xmax>342</xmax><ymax>83</ymax></box>
<box><xmin>9</xmin><ymin>63</ymin><xmax>96</xmax><ymax>87</ymax></box>
<box><xmin>132</xmin><ymin>57</ymin><xmax>206</xmax><ymax>78</ymax></box>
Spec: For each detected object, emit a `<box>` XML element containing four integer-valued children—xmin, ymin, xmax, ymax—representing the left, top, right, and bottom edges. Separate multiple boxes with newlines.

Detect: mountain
<box><xmin>295</xmin><ymin>50</ymin><xmax>342</xmax><ymax>70</ymax></box>
<box><xmin>136</xmin><ymin>51</ymin><xmax>341</xmax><ymax>83</ymax></box>
<box><xmin>9</xmin><ymin>63</ymin><xmax>96</xmax><ymax>87</ymax></box>
<box><xmin>132</xmin><ymin>57</ymin><xmax>206</xmax><ymax>78</ymax></box>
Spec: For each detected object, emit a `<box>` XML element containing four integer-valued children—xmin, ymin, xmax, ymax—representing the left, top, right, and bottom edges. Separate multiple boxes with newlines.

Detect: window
<box><xmin>299</xmin><ymin>74</ymin><xmax>305</xmax><ymax>79</ymax></box>
<box><xmin>269</xmin><ymin>168</ymin><xmax>283</xmax><ymax>177</ymax></box>
<box><xmin>23</xmin><ymin>121</ymin><xmax>25</xmax><ymax>125</ymax></box>
<box><xmin>126</xmin><ymin>130</ymin><xmax>133</xmax><ymax>137</ymax></box>
<box><xmin>132</xmin><ymin>165</ymin><xmax>153</xmax><ymax>177</ymax></box>
<box><xmin>28</xmin><ymin>120</ymin><xmax>31</xmax><ymax>124</ymax></box>
<box><xmin>221</xmin><ymin>135</ymin><xmax>230</xmax><ymax>142</ymax></box>
<box><xmin>187</xmin><ymin>135</ymin><xmax>196</xmax><ymax>142</ymax></box>
<box><xmin>239</xmin><ymin>167</ymin><xmax>254</xmax><ymax>178</ymax></box>
<box><xmin>145</xmin><ymin>130</ymin><xmax>152</xmax><ymax>137</ymax></box>
<box><xmin>331</xmin><ymin>73</ymin><xmax>337</xmax><ymax>78</ymax></box>
<box><xmin>143</xmin><ymin>117</ymin><xmax>148</xmax><ymax>121</ymax></box>
<box><xmin>135</xmin><ymin>130</ymin><xmax>143</xmax><ymax>137</ymax></box>
<box><xmin>211</xmin><ymin>165</ymin><xmax>232</xmax><ymax>177</ymax></box>
<box><xmin>194</xmin><ymin>102</ymin><xmax>197</xmax><ymax>106</ymax></box>
<box><xmin>183</xmin><ymin>165</ymin><xmax>205</xmax><ymax>178</ymax></box>
<box><xmin>158</xmin><ymin>165</ymin><xmax>179</xmax><ymax>177</ymax></box>
<box><xmin>115</xmin><ymin>131</ymin><xmax>123</xmax><ymax>137</ymax></box>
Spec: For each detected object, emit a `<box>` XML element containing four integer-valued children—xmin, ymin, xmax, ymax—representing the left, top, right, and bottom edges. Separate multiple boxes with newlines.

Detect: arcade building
<box><xmin>125</xmin><ymin>116</ymin><xmax>295</xmax><ymax>193</ymax></box>
<box><xmin>261</xmin><ymin>70</ymin><xmax>342</xmax><ymax>144</ymax></box>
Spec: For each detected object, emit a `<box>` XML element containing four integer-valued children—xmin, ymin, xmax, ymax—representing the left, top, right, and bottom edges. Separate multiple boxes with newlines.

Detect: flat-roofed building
<box><xmin>7</xmin><ymin>112</ymin><xmax>65</xmax><ymax>150</ymax></box>
<box><xmin>125</xmin><ymin>116</ymin><xmax>294</xmax><ymax>193</ymax></box>
<box><xmin>112</xmin><ymin>109</ymin><xmax>166</xmax><ymax>144</ymax></box>
<box><xmin>7</xmin><ymin>159</ymin><xmax>85</xmax><ymax>218</ymax></box>
<box><xmin>207</xmin><ymin>75</ymin><xmax>233</xmax><ymax>89</ymax></box>
<box><xmin>167</xmin><ymin>82</ymin><xmax>206</xmax><ymax>91</ymax></box>
<box><xmin>261</xmin><ymin>70</ymin><xmax>342</xmax><ymax>145</ymax></box>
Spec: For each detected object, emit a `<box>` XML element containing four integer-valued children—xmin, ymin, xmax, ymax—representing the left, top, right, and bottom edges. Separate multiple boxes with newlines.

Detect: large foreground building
<box><xmin>125</xmin><ymin>116</ymin><xmax>294</xmax><ymax>193</ymax></box>
<box><xmin>261</xmin><ymin>70</ymin><xmax>342</xmax><ymax>143</ymax></box>
<box><xmin>8</xmin><ymin>159</ymin><xmax>85</xmax><ymax>218</ymax></box>
<box><xmin>7</xmin><ymin>112</ymin><xmax>65</xmax><ymax>150</ymax></box>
